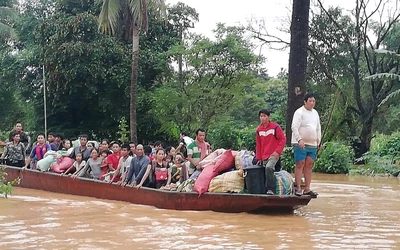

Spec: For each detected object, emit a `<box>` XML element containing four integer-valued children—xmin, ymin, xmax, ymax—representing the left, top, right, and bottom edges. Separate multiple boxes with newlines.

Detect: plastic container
<box><xmin>244</xmin><ymin>165</ymin><xmax>266</xmax><ymax>194</ymax></box>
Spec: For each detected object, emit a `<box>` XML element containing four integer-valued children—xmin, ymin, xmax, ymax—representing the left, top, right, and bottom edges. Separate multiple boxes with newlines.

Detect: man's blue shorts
<box><xmin>293</xmin><ymin>145</ymin><xmax>317</xmax><ymax>163</ymax></box>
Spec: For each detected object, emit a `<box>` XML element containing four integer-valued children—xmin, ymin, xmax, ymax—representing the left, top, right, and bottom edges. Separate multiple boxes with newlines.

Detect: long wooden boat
<box><xmin>3</xmin><ymin>166</ymin><xmax>315</xmax><ymax>213</ymax></box>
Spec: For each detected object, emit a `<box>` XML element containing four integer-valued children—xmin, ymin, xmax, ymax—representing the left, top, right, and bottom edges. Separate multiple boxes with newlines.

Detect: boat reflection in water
<box><xmin>1</xmin><ymin>170</ymin><xmax>399</xmax><ymax>249</ymax></box>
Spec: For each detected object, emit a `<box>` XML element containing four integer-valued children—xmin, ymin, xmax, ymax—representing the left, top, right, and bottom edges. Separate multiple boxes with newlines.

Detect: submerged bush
<box><xmin>0</xmin><ymin>166</ymin><xmax>15</xmax><ymax>198</ymax></box>
<box><xmin>355</xmin><ymin>132</ymin><xmax>400</xmax><ymax>176</ymax></box>
<box><xmin>314</xmin><ymin>142</ymin><xmax>354</xmax><ymax>174</ymax></box>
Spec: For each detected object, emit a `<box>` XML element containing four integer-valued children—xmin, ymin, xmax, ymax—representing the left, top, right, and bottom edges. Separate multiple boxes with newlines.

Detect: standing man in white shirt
<box><xmin>291</xmin><ymin>93</ymin><xmax>321</xmax><ymax>197</ymax></box>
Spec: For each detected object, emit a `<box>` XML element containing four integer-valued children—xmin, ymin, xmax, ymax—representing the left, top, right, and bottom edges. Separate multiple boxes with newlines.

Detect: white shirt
<box><xmin>180</xmin><ymin>136</ymin><xmax>194</xmax><ymax>146</ymax></box>
<box><xmin>291</xmin><ymin>106</ymin><xmax>321</xmax><ymax>147</ymax></box>
<box><xmin>119</xmin><ymin>156</ymin><xmax>133</xmax><ymax>174</ymax></box>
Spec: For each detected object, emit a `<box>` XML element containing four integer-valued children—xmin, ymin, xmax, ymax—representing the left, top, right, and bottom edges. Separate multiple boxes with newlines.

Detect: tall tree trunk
<box><xmin>285</xmin><ymin>0</ymin><xmax>311</xmax><ymax>145</ymax></box>
<box><xmin>130</xmin><ymin>25</ymin><xmax>139</xmax><ymax>144</ymax></box>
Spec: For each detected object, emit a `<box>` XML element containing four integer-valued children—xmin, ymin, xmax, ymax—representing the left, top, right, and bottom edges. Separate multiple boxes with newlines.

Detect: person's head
<box><xmin>86</xmin><ymin>142</ymin><xmax>95</xmax><ymax>151</ymax></box>
<box><xmin>100</xmin><ymin>139</ymin><xmax>110</xmax><ymax>151</ymax></box>
<box><xmin>12</xmin><ymin>131</ymin><xmax>20</xmax><ymax>142</ymax></box>
<box><xmin>110</xmin><ymin>141</ymin><xmax>121</xmax><ymax>154</ymax></box>
<box><xmin>166</xmin><ymin>154</ymin><xmax>173</xmax><ymax>163</ymax></box>
<box><xmin>120</xmin><ymin>144</ymin><xmax>130</xmax><ymax>157</ymax></box>
<box><xmin>36</xmin><ymin>132</ymin><xmax>46</xmax><ymax>144</ymax></box>
<box><xmin>63</xmin><ymin>139</ymin><xmax>71</xmax><ymax>149</ymax></box>
<box><xmin>258</xmin><ymin>109</ymin><xmax>271</xmax><ymax>125</ymax></box>
<box><xmin>195</xmin><ymin>129</ymin><xmax>206</xmax><ymax>142</ymax></box>
<box><xmin>48</xmin><ymin>132</ymin><xmax>55</xmax><ymax>143</ymax></box>
<box><xmin>136</xmin><ymin>144</ymin><xmax>144</xmax><ymax>157</ymax></box>
<box><xmin>303</xmin><ymin>93</ymin><xmax>316</xmax><ymax>111</ymax></box>
<box><xmin>75</xmin><ymin>152</ymin><xmax>83</xmax><ymax>163</ymax></box>
<box><xmin>101</xmin><ymin>149</ymin><xmax>111</xmax><ymax>158</ymax></box>
<box><xmin>15</xmin><ymin>122</ymin><xmax>22</xmax><ymax>132</ymax></box>
<box><xmin>179</xmin><ymin>132</ymin><xmax>187</xmax><ymax>140</ymax></box>
<box><xmin>174</xmin><ymin>156</ymin><xmax>184</xmax><ymax>165</ymax></box>
<box><xmin>90</xmin><ymin>148</ymin><xmax>100</xmax><ymax>159</ymax></box>
<box><xmin>79</xmin><ymin>134</ymin><xmax>89</xmax><ymax>147</ymax></box>
<box><xmin>129</xmin><ymin>142</ymin><xmax>135</xmax><ymax>154</ymax></box>
<box><xmin>143</xmin><ymin>145</ymin><xmax>152</xmax><ymax>156</ymax></box>
<box><xmin>165</xmin><ymin>146</ymin><xmax>176</xmax><ymax>156</ymax></box>
<box><xmin>55</xmin><ymin>133</ymin><xmax>63</xmax><ymax>142</ymax></box>
<box><xmin>155</xmin><ymin>148</ymin><xmax>165</xmax><ymax>161</ymax></box>
<box><xmin>154</xmin><ymin>141</ymin><xmax>163</xmax><ymax>149</ymax></box>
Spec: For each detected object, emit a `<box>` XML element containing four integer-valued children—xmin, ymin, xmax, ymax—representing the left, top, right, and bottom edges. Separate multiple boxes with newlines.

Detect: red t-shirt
<box><xmin>255</xmin><ymin>122</ymin><xmax>286</xmax><ymax>161</ymax></box>
<box><xmin>107</xmin><ymin>153</ymin><xmax>121</xmax><ymax>181</ymax></box>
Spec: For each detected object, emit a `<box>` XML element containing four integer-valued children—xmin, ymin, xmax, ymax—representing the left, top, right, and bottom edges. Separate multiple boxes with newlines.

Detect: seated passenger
<box><xmin>136</xmin><ymin>149</ymin><xmax>171</xmax><ymax>189</ymax></box>
<box><xmin>63</xmin><ymin>152</ymin><xmax>86</xmax><ymax>175</ymax></box>
<box><xmin>73</xmin><ymin>148</ymin><xmax>103</xmax><ymax>180</ymax></box>
<box><xmin>109</xmin><ymin>144</ymin><xmax>132</xmax><ymax>184</ymax></box>
<box><xmin>170</xmin><ymin>157</ymin><xmax>183</xmax><ymax>184</ymax></box>
<box><xmin>69</xmin><ymin>135</ymin><xmax>90</xmax><ymax>161</ymax></box>
<box><xmin>123</xmin><ymin>144</ymin><xmax>150</xmax><ymax>187</ymax></box>
<box><xmin>99</xmin><ymin>150</ymin><xmax>112</xmax><ymax>180</ymax></box>
<box><xmin>24</xmin><ymin>133</ymin><xmax>51</xmax><ymax>170</ymax></box>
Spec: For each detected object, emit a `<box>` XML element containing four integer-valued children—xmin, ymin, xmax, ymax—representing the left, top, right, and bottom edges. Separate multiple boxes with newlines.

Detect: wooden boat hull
<box><xmin>3</xmin><ymin>166</ymin><xmax>314</xmax><ymax>213</ymax></box>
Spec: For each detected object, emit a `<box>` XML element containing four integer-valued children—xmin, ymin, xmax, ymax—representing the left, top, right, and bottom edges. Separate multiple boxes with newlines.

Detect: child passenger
<box><xmin>170</xmin><ymin>157</ymin><xmax>183</xmax><ymax>184</ymax></box>
<box><xmin>100</xmin><ymin>150</ymin><xmax>111</xmax><ymax>180</ymax></box>
<box><xmin>73</xmin><ymin>148</ymin><xmax>103</xmax><ymax>180</ymax></box>
<box><xmin>63</xmin><ymin>152</ymin><xmax>86</xmax><ymax>175</ymax></box>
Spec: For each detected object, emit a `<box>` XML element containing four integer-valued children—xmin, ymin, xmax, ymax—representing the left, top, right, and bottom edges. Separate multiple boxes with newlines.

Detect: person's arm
<box><xmin>110</xmin><ymin>160</ymin><xmax>122</xmax><ymax>183</ymax></box>
<box><xmin>135</xmin><ymin>157</ymin><xmax>150</xmax><ymax>183</ymax></box>
<box><xmin>107</xmin><ymin>155</ymin><xmax>116</xmax><ymax>171</ymax></box>
<box><xmin>166</xmin><ymin>167</ymin><xmax>172</xmax><ymax>186</ymax></box>
<box><xmin>21</xmin><ymin>143</ymin><xmax>26</xmax><ymax>159</ymax></box>
<box><xmin>316</xmin><ymin>112</ymin><xmax>322</xmax><ymax>146</ymax></box>
<box><xmin>291</xmin><ymin>109</ymin><xmax>302</xmax><ymax>143</ymax></box>
<box><xmin>63</xmin><ymin>161</ymin><xmax>76</xmax><ymax>175</ymax></box>
<box><xmin>275</xmin><ymin>125</ymin><xmax>286</xmax><ymax>156</ymax></box>
<box><xmin>24</xmin><ymin>147</ymin><xmax>36</xmax><ymax>168</ymax></box>
<box><xmin>136</xmin><ymin>164</ymin><xmax>152</xmax><ymax>189</ymax></box>
<box><xmin>74</xmin><ymin>161</ymin><xmax>89</xmax><ymax>178</ymax></box>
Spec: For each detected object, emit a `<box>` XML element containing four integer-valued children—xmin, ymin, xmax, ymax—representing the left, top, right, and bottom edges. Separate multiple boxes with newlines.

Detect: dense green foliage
<box><xmin>351</xmin><ymin>132</ymin><xmax>400</xmax><ymax>176</ymax></box>
<box><xmin>314</xmin><ymin>142</ymin><xmax>354</xmax><ymax>174</ymax></box>
<box><xmin>0</xmin><ymin>0</ymin><xmax>399</xmax><ymax>178</ymax></box>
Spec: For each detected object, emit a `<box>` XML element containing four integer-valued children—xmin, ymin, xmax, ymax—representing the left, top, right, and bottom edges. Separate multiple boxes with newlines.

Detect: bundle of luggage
<box><xmin>177</xmin><ymin>149</ymin><xmax>294</xmax><ymax>196</ymax></box>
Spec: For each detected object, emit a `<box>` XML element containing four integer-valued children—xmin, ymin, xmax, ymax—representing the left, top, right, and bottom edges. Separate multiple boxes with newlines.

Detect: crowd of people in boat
<box><xmin>1</xmin><ymin>93</ymin><xmax>321</xmax><ymax>197</ymax></box>
<box><xmin>0</xmin><ymin>123</ymin><xmax>210</xmax><ymax>190</ymax></box>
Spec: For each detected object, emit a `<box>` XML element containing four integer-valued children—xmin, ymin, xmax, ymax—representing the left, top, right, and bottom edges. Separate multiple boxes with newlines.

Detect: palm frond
<box><xmin>97</xmin><ymin>0</ymin><xmax>122</xmax><ymax>35</ymax></box>
<box><xmin>364</xmin><ymin>73</ymin><xmax>400</xmax><ymax>82</ymax></box>
<box><xmin>128</xmin><ymin>0</ymin><xmax>166</xmax><ymax>32</ymax></box>
<box><xmin>374</xmin><ymin>49</ymin><xmax>400</xmax><ymax>61</ymax></box>
<box><xmin>379</xmin><ymin>89</ymin><xmax>400</xmax><ymax>107</ymax></box>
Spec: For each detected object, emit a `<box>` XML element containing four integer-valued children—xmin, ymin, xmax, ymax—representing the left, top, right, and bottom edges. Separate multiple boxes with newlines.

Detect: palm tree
<box><xmin>97</xmin><ymin>0</ymin><xmax>166</xmax><ymax>144</ymax></box>
<box><xmin>0</xmin><ymin>5</ymin><xmax>18</xmax><ymax>41</ymax></box>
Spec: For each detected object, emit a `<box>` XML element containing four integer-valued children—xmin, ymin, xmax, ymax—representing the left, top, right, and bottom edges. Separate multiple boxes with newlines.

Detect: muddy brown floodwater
<box><xmin>0</xmin><ymin>174</ymin><xmax>399</xmax><ymax>250</ymax></box>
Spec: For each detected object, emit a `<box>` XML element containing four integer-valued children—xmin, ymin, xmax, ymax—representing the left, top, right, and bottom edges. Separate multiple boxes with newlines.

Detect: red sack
<box><xmin>51</xmin><ymin>157</ymin><xmax>75</xmax><ymax>173</ymax></box>
<box><xmin>155</xmin><ymin>168</ymin><xmax>168</xmax><ymax>181</ymax></box>
<box><xmin>194</xmin><ymin>150</ymin><xmax>235</xmax><ymax>196</ymax></box>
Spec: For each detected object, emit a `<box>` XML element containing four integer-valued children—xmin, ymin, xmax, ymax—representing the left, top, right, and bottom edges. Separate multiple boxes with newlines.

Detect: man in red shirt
<box><xmin>106</xmin><ymin>142</ymin><xmax>121</xmax><ymax>181</ymax></box>
<box><xmin>255</xmin><ymin>109</ymin><xmax>286</xmax><ymax>195</ymax></box>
